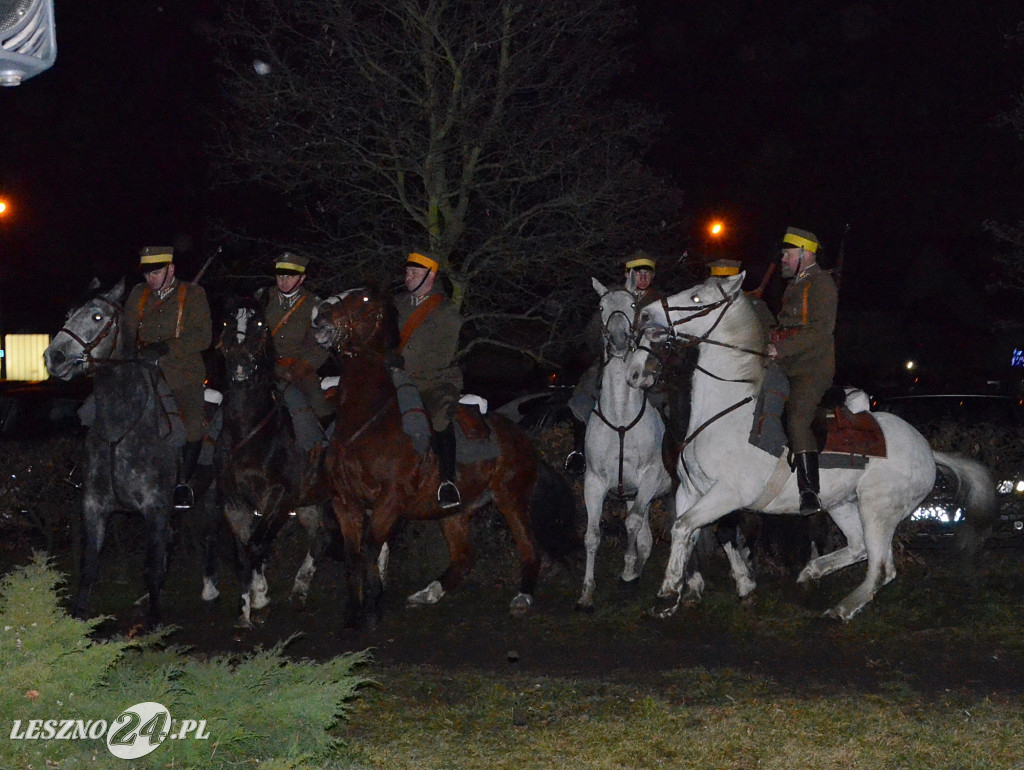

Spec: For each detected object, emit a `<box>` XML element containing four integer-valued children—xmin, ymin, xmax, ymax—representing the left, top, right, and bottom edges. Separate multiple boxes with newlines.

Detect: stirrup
<box><xmin>799</xmin><ymin>491</ymin><xmax>826</xmax><ymax>515</ymax></box>
<box><xmin>437</xmin><ymin>480</ymin><xmax>461</xmax><ymax>510</ymax></box>
<box><xmin>173</xmin><ymin>483</ymin><xmax>195</xmax><ymax>510</ymax></box>
<box><xmin>564</xmin><ymin>450</ymin><xmax>586</xmax><ymax>477</ymax></box>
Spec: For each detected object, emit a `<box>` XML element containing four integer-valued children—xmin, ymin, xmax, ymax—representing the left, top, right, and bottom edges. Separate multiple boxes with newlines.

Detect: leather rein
<box><xmin>636</xmin><ymin>282</ymin><xmax>766</xmax><ymax>460</ymax></box>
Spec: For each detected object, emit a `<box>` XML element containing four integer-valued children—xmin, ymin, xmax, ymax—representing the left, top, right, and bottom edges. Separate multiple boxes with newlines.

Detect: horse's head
<box><xmin>592</xmin><ymin>277</ymin><xmax>638</xmax><ymax>360</ymax></box>
<box><xmin>219</xmin><ymin>296</ymin><xmax>272</xmax><ymax>383</ymax></box>
<box><xmin>627</xmin><ymin>272</ymin><xmax>757</xmax><ymax>389</ymax></box>
<box><xmin>313</xmin><ymin>285</ymin><xmax>392</xmax><ymax>356</ymax></box>
<box><xmin>44</xmin><ymin>278</ymin><xmax>127</xmax><ymax>380</ymax></box>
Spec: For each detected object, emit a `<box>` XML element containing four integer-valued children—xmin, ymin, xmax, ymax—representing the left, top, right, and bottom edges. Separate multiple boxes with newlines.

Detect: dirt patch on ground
<box><xmin>7</xmin><ymin>507</ymin><xmax>1023</xmax><ymax>700</ymax></box>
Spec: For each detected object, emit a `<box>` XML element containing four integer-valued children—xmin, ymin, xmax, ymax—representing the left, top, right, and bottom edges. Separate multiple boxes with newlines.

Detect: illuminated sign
<box><xmin>1012</xmin><ymin>349</ymin><xmax>1024</xmax><ymax>368</ymax></box>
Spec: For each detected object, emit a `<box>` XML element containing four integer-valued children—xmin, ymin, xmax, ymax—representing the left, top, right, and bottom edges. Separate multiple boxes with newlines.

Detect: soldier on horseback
<box><xmin>125</xmin><ymin>246</ymin><xmax>212</xmax><ymax>509</ymax></box>
<box><xmin>391</xmin><ymin>250</ymin><xmax>464</xmax><ymax>509</ymax></box>
<box><xmin>767</xmin><ymin>227</ymin><xmax>838</xmax><ymax>515</ymax></box>
<box><xmin>259</xmin><ymin>252</ymin><xmax>333</xmax><ymax>449</ymax></box>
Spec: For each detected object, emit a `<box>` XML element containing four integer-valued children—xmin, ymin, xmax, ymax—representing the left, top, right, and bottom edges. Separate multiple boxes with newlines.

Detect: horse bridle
<box><xmin>635</xmin><ymin>281</ymin><xmax>763</xmax><ymax>465</ymax></box>
<box><xmin>592</xmin><ymin>288</ymin><xmax>652</xmax><ymax>498</ymax></box>
<box><xmin>53</xmin><ymin>294</ymin><xmax>126</xmax><ymax>372</ymax></box>
<box><xmin>318</xmin><ymin>291</ymin><xmax>386</xmax><ymax>357</ymax></box>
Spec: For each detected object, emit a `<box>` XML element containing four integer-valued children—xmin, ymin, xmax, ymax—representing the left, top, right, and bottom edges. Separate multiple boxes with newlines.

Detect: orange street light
<box><xmin>0</xmin><ymin>199</ymin><xmax>7</xmax><ymax>216</ymax></box>
<box><xmin>708</xmin><ymin>220</ymin><xmax>725</xmax><ymax>238</ymax></box>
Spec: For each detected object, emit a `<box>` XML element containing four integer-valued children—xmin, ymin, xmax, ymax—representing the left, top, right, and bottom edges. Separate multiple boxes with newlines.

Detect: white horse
<box><xmin>577</xmin><ymin>276</ymin><xmax>674</xmax><ymax>610</ymax></box>
<box><xmin>627</xmin><ymin>271</ymin><xmax>998</xmax><ymax>621</ymax></box>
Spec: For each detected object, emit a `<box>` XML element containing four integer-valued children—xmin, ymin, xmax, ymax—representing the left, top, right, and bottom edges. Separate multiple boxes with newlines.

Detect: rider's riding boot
<box><xmin>795</xmin><ymin>451</ymin><xmax>827</xmax><ymax>515</ymax></box>
<box><xmin>434</xmin><ymin>424</ymin><xmax>461</xmax><ymax>510</ymax></box>
<box><xmin>173</xmin><ymin>440</ymin><xmax>203</xmax><ymax>509</ymax></box>
<box><xmin>564</xmin><ymin>416</ymin><xmax>587</xmax><ymax>477</ymax></box>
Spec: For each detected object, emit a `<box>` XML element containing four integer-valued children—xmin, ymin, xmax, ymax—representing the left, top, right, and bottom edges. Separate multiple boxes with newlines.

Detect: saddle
<box><xmin>388</xmin><ymin>369</ymin><xmax>499</xmax><ymax>462</ymax></box>
<box><xmin>748</xmin><ymin>365</ymin><xmax>886</xmax><ymax>468</ymax></box>
<box><xmin>823</xmin><ymin>406</ymin><xmax>886</xmax><ymax>459</ymax></box>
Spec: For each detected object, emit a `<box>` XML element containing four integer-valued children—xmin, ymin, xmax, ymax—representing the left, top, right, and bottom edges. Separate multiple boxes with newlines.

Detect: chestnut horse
<box><xmin>313</xmin><ymin>286</ymin><xmax>580</xmax><ymax>630</ymax></box>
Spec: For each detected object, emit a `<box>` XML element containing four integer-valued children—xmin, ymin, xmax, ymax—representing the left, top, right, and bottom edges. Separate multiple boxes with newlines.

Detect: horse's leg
<box><xmin>654</xmin><ymin>482</ymin><xmax>738</xmax><ymax>618</ymax></box>
<box><xmin>820</xmin><ymin>489</ymin><xmax>904</xmax><ymax>622</ymax></box>
<box><xmin>576</xmin><ymin>472</ymin><xmax>609</xmax><ymax>611</ymax></box>
<box><xmin>492</xmin><ymin>480</ymin><xmax>543</xmax><ymax>617</ymax></box>
<box><xmin>797</xmin><ymin>497</ymin><xmax>867</xmax><ymax>583</ymax></box>
<box><xmin>200</xmin><ymin>485</ymin><xmax>223</xmax><ymax>603</ymax></box>
<box><xmin>621</xmin><ymin>471</ymin><xmax>666</xmax><ymax>587</ymax></box>
<box><xmin>223</xmin><ymin>500</ymin><xmax>257</xmax><ymax>628</ymax></box>
<box><xmin>289</xmin><ymin>504</ymin><xmax>328</xmax><ymax>605</ymax></box>
<box><xmin>74</xmin><ymin>497</ymin><xmax>107</xmax><ymax>620</ymax></box>
<box><xmin>248</xmin><ymin>486</ymin><xmax>291</xmax><ymax>611</ymax></box>
<box><xmin>720</xmin><ymin>538</ymin><xmax>757</xmax><ymax>600</ymax></box>
<box><xmin>141</xmin><ymin>504</ymin><xmax>173</xmax><ymax>626</ymax></box>
<box><xmin>331</xmin><ymin>495</ymin><xmax>367</xmax><ymax>630</ymax></box>
<box><xmin>407</xmin><ymin>512</ymin><xmax>475</xmax><ymax>608</ymax></box>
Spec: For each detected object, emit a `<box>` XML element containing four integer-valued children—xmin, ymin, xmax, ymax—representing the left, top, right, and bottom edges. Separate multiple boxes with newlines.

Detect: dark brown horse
<box><xmin>313</xmin><ymin>286</ymin><xmax>580</xmax><ymax>630</ymax></box>
<box><xmin>209</xmin><ymin>295</ymin><xmax>339</xmax><ymax>628</ymax></box>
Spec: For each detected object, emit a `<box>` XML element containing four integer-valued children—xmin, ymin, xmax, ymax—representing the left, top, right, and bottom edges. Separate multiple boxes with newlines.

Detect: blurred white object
<box><xmin>844</xmin><ymin>387</ymin><xmax>871</xmax><ymax>414</ymax></box>
<box><xmin>459</xmin><ymin>394</ymin><xmax>488</xmax><ymax>414</ymax></box>
<box><xmin>253</xmin><ymin>59</ymin><xmax>271</xmax><ymax>75</ymax></box>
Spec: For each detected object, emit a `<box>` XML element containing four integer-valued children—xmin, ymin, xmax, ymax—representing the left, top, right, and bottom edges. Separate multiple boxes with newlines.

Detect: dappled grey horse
<box><xmin>43</xmin><ymin>278</ymin><xmax>208</xmax><ymax>624</ymax></box>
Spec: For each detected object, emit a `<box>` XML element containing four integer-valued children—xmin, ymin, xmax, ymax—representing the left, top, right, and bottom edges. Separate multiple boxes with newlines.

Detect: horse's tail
<box><xmin>529</xmin><ymin>459</ymin><xmax>582</xmax><ymax>562</ymax></box>
<box><xmin>933</xmin><ymin>451</ymin><xmax>999</xmax><ymax>556</ymax></box>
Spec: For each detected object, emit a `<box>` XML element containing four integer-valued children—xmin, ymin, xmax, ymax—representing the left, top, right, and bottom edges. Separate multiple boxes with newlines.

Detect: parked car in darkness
<box><xmin>873</xmin><ymin>392</ymin><xmax>1024</xmax><ymax>547</ymax></box>
<box><xmin>0</xmin><ymin>379</ymin><xmax>91</xmax><ymax>438</ymax></box>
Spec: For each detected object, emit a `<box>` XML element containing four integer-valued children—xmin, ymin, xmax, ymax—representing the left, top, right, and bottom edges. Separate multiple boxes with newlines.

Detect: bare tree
<box><xmin>210</xmin><ymin>0</ymin><xmax>686</xmax><ymax>365</ymax></box>
<box><xmin>984</xmin><ymin>23</ymin><xmax>1024</xmax><ymax>297</ymax></box>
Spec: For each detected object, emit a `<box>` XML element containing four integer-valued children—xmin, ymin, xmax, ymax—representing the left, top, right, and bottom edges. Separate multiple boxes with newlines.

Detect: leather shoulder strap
<box><xmin>398</xmin><ymin>294</ymin><xmax>444</xmax><ymax>352</ymax></box>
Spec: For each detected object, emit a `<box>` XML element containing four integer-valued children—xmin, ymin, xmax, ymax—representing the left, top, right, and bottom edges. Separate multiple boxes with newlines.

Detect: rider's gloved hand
<box><xmin>384</xmin><ymin>351</ymin><xmax>405</xmax><ymax>369</ymax></box>
<box><xmin>138</xmin><ymin>341</ymin><xmax>170</xmax><ymax>364</ymax></box>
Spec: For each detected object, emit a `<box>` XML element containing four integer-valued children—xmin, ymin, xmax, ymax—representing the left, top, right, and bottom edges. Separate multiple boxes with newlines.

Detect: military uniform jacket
<box><xmin>771</xmin><ymin>264</ymin><xmax>837</xmax><ymax>381</ymax></box>
<box><xmin>125</xmin><ymin>279</ymin><xmax>211</xmax><ymax>391</ymax></box>
<box><xmin>265</xmin><ymin>286</ymin><xmax>328</xmax><ymax>371</ymax></box>
<box><xmin>394</xmin><ymin>287</ymin><xmax>464</xmax><ymax>393</ymax></box>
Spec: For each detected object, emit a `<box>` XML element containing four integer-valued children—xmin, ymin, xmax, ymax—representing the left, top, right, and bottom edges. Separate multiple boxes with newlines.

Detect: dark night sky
<box><xmin>2</xmin><ymin>1</ymin><xmax>1023</xmax><ymax>354</ymax></box>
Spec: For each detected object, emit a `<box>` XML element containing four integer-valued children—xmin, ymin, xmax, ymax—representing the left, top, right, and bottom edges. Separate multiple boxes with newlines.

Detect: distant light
<box><xmin>708</xmin><ymin>220</ymin><xmax>724</xmax><ymax>237</ymax></box>
<box><xmin>0</xmin><ymin>200</ymin><xmax>6</xmax><ymax>215</ymax></box>
<box><xmin>1017</xmin><ymin>480</ymin><xmax>1024</xmax><ymax>493</ymax></box>
<box><xmin>253</xmin><ymin>60</ymin><xmax>271</xmax><ymax>76</ymax></box>
<box><xmin>905</xmin><ymin>360</ymin><xmax>916</xmax><ymax>371</ymax></box>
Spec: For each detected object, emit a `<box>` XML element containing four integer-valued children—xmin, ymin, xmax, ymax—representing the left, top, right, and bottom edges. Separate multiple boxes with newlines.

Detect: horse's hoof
<box><xmin>407</xmin><ymin>580</ymin><xmax>445</xmax><ymax>607</ymax></box>
<box><xmin>618</xmin><ymin>576</ymin><xmax>641</xmax><ymax>593</ymax></box>
<box><xmin>574</xmin><ymin>601</ymin><xmax>595</xmax><ymax>613</ymax></box>
<box><xmin>821</xmin><ymin>607</ymin><xmax>848</xmax><ymax>623</ymax></box>
<box><xmin>509</xmin><ymin>593</ymin><xmax>533</xmax><ymax>617</ymax></box>
<box><xmin>233</xmin><ymin>616</ymin><xmax>253</xmax><ymax>632</ymax></box>
<box><xmin>649</xmin><ymin>594</ymin><xmax>679</xmax><ymax>619</ymax></box>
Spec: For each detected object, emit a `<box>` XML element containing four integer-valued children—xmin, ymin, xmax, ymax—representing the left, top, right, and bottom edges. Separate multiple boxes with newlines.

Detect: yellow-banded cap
<box><xmin>139</xmin><ymin>246</ymin><xmax>174</xmax><ymax>269</ymax></box>
<box><xmin>275</xmin><ymin>251</ymin><xmax>309</xmax><ymax>274</ymax></box>
<box><xmin>781</xmin><ymin>227</ymin><xmax>819</xmax><ymax>253</ymax></box>
<box><xmin>624</xmin><ymin>250</ymin><xmax>656</xmax><ymax>271</ymax></box>
<box><xmin>709</xmin><ymin>259</ymin><xmax>742</xmax><ymax>276</ymax></box>
<box><xmin>406</xmin><ymin>251</ymin><xmax>439</xmax><ymax>271</ymax></box>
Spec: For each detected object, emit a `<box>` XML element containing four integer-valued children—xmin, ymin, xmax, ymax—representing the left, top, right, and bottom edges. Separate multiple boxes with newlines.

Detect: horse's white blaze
<box><xmin>577</xmin><ymin>277</ymin><xmax>673</xmax><ymax>610</ymax></box>
<box><xmin>628</xmin><ymin>271</ymin><xmax>995</xmax><ymax>621</ymax></box>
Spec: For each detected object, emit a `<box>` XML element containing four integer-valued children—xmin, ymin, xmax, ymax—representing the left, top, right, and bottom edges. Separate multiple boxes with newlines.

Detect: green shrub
<box><xmin>0</xmin><ymin>555</ymin><xmax>372</xmax><ymax>769</ymax></box>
